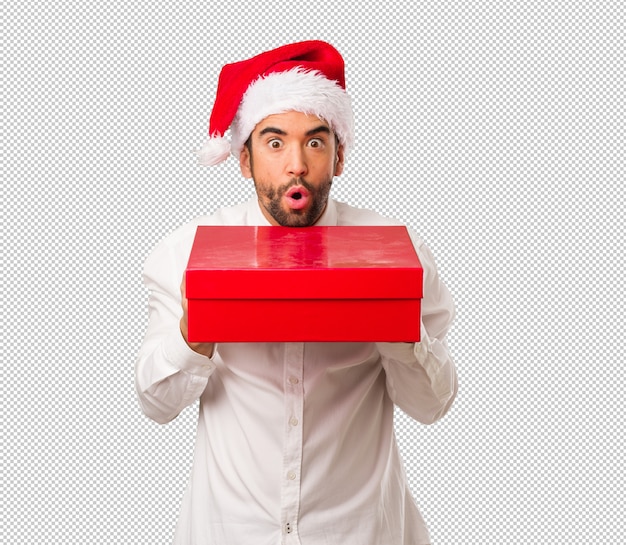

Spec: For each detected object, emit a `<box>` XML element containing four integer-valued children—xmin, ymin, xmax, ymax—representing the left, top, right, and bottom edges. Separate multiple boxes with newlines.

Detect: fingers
<box><xmin>180</xmin><ymin>275</ymin><xmax>190</xmax><ymax>340</ymax></box>
<box><xmin>179</xmin><ymin>273</ymin><xmax>215</xmax><ymax>358</ymax></box>
<box><xmin>180</xmin><ymin>274</ymin><xmax>186</xmax><ymax>300</ymax></box>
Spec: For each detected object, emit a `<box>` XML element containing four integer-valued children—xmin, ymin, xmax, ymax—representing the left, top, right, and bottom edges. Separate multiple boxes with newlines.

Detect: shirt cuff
<box><xmin>162</xmin><ymin>329</ymin><xmax>217</xmax><ymax>378</ymax></box>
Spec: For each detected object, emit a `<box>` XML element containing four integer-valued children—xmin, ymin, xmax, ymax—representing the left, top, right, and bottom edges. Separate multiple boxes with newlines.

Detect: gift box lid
<box><xmin>186</xmin><ymin>226</ymin><xmax>422</xmax><ymax>299</ymax></box>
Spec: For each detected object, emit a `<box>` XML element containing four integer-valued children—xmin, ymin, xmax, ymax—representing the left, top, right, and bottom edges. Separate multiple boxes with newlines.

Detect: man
<box><xmin>136</xmin><ymin>41</ymin><xmax>457</xmax><ymax>545</ymax></box>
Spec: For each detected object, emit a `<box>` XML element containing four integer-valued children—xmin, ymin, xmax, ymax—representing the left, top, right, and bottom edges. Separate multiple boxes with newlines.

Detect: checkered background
<box><xmin>4</xmin><ymin>1</ymin><xmax>623</xmax><ymax>543</ymax></box>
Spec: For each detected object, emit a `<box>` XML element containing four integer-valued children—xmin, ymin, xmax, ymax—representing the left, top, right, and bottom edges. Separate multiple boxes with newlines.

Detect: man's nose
<box><xmin>286</xmin><ymin>146</ymin><xmax>308</xmax><ymax>177</ymax></box>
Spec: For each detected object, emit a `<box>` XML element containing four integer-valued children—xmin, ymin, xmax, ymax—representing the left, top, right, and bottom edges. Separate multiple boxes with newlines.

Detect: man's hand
<box><xmin>180</xmin><ymin>276</ymin><xmax>215</xmax><ymax>358</ymax></box>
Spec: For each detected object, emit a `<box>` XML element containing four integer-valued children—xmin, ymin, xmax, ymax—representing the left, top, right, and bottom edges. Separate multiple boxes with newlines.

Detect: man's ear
<box><xmin>239</xmin><ymin>145</ymin><xmax>252</xmax><ymax>179</ymax></box>
<box><xmin>334</xmin><ymin>144</ymin><xmax>345</xmax><ymax>177</ymax></box>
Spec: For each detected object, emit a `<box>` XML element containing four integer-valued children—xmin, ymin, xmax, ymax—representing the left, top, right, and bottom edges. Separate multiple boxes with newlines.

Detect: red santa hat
<box><xmin>197</xmin><ymin>40</ymin><xmax>354</xmax><ymax>166</ymax></box>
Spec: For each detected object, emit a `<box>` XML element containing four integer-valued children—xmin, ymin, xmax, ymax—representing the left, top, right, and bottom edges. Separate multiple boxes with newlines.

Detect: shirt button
<box><xmin>289</xmin><ymin>417</ymin><xmax>299</xmax><ymax>427</ymax></box>
<box><xmin>287</xmin><ymin>470</ymin><xmax>296</xmax><ymax>480</ymax></box>
<box><xmin>288</xmin><ymin>376</ymin><xmax>299</xmax><ymax>385</ymax></box>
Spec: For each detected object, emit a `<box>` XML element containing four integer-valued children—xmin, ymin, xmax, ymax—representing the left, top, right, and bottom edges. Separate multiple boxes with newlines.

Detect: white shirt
<box><xmin>135</xmin><ymin>198</ymin><xmax>457</xmax><ymax>545</ymax></box>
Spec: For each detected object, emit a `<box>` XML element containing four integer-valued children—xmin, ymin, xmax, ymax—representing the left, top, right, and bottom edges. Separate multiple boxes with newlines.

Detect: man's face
<box><xmin>239</xmin><ymin>111</ymin><xmax>344</xmax><ymax>227</ymax></box>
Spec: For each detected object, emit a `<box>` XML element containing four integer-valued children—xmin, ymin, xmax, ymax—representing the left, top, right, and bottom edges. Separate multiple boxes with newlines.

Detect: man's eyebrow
<box><xmin>306</xmin><ymin>125</ymin><xmax>331</xmax><ymax>137</ymax></box>
<box><xmin>258</xmin><ymin>127</ymin><xmax>287</xmax><ymax>136</ymax></box>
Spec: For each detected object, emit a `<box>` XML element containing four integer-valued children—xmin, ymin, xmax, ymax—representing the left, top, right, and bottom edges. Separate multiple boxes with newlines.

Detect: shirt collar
<box><xmin>247</xmin><ymin>198</ymin><xmax>338</xmax><ymax>227</ymax></box>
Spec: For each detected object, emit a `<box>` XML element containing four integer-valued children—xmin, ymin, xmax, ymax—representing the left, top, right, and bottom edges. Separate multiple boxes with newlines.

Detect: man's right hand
<box><xmin>180</xmin><ymin>276</ymin><xmax>215</xmax><ymax>359</ymax></box>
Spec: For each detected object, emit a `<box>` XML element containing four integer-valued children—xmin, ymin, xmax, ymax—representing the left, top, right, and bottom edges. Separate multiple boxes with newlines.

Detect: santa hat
<box><xmin>197</xmin><ymin>40</ymin><xmax>354</xmax><ymax>166</ymax></box>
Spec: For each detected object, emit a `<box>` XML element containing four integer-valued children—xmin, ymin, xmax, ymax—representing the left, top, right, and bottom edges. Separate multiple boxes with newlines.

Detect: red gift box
<box><xmin>185</xmin><ymin>225</ymin><xmax>422</xmax><ymax>342</ymax></box>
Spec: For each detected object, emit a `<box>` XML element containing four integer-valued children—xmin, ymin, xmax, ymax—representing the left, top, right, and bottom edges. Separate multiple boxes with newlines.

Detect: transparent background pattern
<box><xmin>4</xmin><ymin>1</ymin><xmax>623</xmax><ymax>543</ymax></box>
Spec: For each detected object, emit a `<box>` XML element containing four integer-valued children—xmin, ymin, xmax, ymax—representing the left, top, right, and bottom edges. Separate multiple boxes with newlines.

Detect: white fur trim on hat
<box><xmin>230</xmin><ymin>68</ymin><xmax>354</xmax><ymax>157</ymax></box>
<box><xmin>196</xmin><ymin>134</ymin><xmax>231</xmax><ymax>166</ymax></box>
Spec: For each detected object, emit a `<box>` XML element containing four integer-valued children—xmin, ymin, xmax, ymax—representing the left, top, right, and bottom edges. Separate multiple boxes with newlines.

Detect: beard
<box><xmin>255</xmin><ymin>177</ymin><xmax>332</xmax><ymax>227</ymax></box>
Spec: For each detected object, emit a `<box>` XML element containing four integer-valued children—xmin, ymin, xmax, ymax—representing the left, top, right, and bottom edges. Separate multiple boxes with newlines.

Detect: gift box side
<box><xmin>187</xmin><ymin>298</ymin><xmax>421</xmax><ymax>342</ymax></box>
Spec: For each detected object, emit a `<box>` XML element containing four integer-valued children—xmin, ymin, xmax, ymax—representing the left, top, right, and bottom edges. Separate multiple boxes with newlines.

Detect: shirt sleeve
<box><xmin>376</xmin><ymin>232</ymin><xmax>458</xmax><ymax>424</ymax></box>
<box><xmin>134</xmin><ymin>230</ymin><xmax>217</xmax><ymax>424</ymax></box>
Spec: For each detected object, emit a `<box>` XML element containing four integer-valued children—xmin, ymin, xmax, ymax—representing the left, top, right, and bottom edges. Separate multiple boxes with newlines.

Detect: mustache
<box><xmin>260</xmin><ymin>177</ymin><xmax>329</xmax><ymax>201</ymax></box>
<box><xmin>279</xmin><ymin>178</ymin><xmax>315</xmax><ymax>194</ymax></box>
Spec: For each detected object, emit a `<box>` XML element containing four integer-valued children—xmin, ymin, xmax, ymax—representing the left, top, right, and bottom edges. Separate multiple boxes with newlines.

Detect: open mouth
<box><xmin>284</xmin><ymin>186</ymin><xmax>310</xmax><ymax>210</ymax></box>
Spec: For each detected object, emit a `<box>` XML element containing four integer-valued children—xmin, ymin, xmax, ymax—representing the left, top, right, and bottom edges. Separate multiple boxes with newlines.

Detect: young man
<box><xmin>136</xmin><ymin>41</ymin><xmax>457</xmax><ymax>545</ymax></box>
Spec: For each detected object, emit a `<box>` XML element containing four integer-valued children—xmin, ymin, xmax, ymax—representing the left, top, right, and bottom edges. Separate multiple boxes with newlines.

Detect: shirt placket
<box><xmin>280</xmin><ymin>342</ymin><xmax>305</xmax><ymax>544</ymax></box>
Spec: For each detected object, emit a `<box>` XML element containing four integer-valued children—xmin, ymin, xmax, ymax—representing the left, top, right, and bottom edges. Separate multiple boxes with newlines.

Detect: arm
<box><xmin>377</xmin><ymin>234</ymin><xmax>457</xmax><ymax>424</ymax></box>
<box><xmin>134</xmin><ymin>232</ymin><xmax>216</xmax><ymax>424</ymax></box>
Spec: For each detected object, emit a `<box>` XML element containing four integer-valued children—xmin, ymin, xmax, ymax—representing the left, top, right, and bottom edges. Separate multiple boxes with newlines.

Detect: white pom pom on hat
<box><xmin>197</xmin><ymin>134</ymin><xmax>231</xmax><ymax>166</ymax></box>
<box><xmin>197</xmin><ymin>40</ymin><xmax>354</xmax><ymax>167</ymax></box>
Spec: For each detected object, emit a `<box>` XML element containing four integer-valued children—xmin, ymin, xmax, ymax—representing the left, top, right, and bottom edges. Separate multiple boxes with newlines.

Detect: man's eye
<box><xmin>268</xmin><ymin>139</ymin><xmax>282</xmax><ymax>149</ymax></box>
<box><xmin>308</xmin><ymin>138</ymin><xmax>323</xmax><ymax>148</ymax></box>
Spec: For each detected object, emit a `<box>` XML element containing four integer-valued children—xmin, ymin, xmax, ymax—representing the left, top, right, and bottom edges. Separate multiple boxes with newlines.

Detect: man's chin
<box><xmin>270</xmin><ymin>208</ymin><xmax>315</xmax><ymax>227</ymax></box>
<box><xmin>276</xmin><ymin>211</ymin><xmax>314</xmax><ymax>227</ymax></box>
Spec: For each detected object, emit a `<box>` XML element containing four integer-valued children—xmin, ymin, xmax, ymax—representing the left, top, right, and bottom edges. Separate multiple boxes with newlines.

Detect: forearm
<box><xmin>377</xmin><ymin>332</ymin><xmax>457</xmax><ymax>424</ymax></box>
<box><xmin>134</xmin><ymin>231</ymin><xmax>215</xmax><ymax>424</ymax></box>
<box><xmin>135</xmin><ymin>328</ymin><xmax>215</xmax><ymax>424</ymax></box>
<box><xmin>378</xmin><ymin>233</ymin><xmax>458</xmax><ymax>424</ymax></box>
